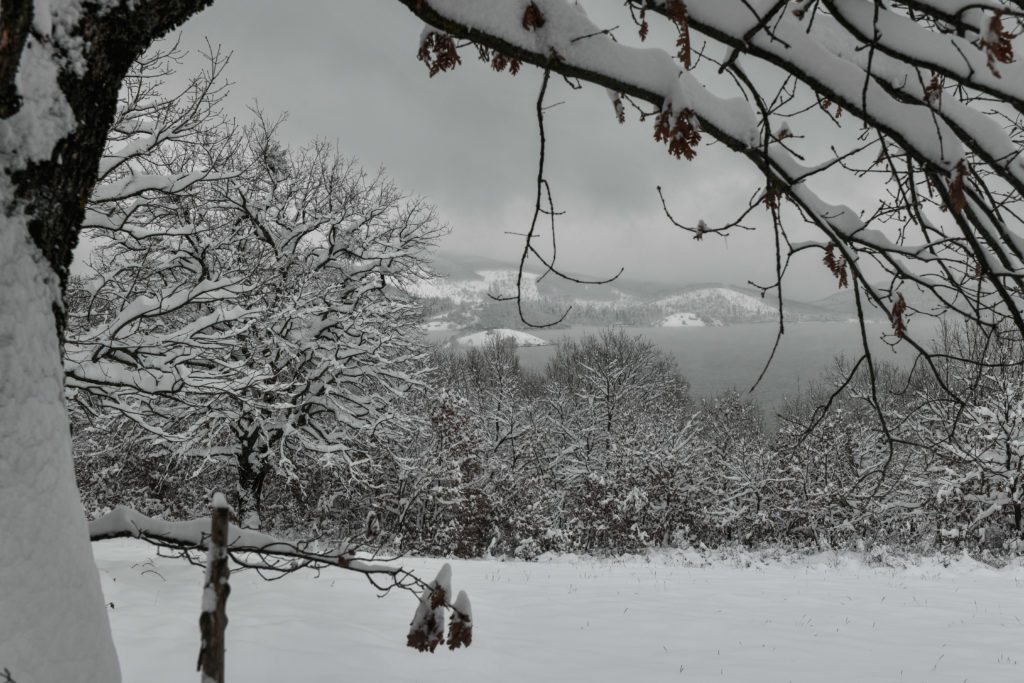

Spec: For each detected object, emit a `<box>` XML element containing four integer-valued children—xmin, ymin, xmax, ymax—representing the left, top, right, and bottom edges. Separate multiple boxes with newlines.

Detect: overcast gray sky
<box><xmin>173</xmin><ymin>0</ymin><xmax>854</xmax><ymax>294</ymax></box>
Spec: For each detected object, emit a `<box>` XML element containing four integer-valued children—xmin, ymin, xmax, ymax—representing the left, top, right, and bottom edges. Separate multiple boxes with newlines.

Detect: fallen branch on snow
<box><xmin>89</xmin><ymin>504</ymin><xmax>472</xmax><ymax>650</ymax></box>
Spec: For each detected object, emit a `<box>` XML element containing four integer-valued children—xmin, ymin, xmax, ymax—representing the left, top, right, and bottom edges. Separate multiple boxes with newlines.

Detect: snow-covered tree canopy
<box><xmin>67</xmin><ymin>50</ymin><xmax>445</xmax><ymax>529</ymax></box>
<box><xmin>399</xmin><ymin>0</ymin><xmax>1024</xmax><ymax>397</ymax></box>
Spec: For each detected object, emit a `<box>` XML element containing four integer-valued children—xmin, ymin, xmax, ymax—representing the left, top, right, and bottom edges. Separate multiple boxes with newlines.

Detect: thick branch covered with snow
<box><xmin>90</xmin><ymin>504</ymin><xmax>474</xmax><ymax>651</ymax></box>
<box><xmin>397</xmin><ymin>0</ymin><xmax>1024</xmax><ymax>424</ymax></box>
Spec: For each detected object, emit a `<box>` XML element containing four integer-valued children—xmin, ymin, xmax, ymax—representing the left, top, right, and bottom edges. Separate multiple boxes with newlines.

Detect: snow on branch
<box><xmin>399</xmin><ymin>0</ymin><xmax>1024</xmax><ymax>430</ymax></box>
<box><xmin>407</xmin><ymin>563</ymin><xmax>473</xmax><ymax>652</ymax></box>
<box><xmin>92</xmin><ymin>505</ymin><xmax>413</xmax><ymax>580</ymax></box>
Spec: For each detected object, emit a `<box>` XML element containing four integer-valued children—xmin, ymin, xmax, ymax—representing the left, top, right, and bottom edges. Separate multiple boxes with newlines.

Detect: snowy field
<box><xmin>96</xmin><ymin>540</ymin><xmax>1023</xmax><ymax>683</ymax></box>
<box><xmin>455</xmin><ymin>328</ymin><xmax>549</xmax><ymax>347</ymax></box>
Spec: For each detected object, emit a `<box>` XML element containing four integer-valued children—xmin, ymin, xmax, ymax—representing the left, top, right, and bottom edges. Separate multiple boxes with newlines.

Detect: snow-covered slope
<box><xmin>456</xmin><ymin>328</ymin><xmax>549</xmax><ymax>347</ymax></box>
<box><xmin>410</xmin><ymin>269</ymin><xmax>541</xmax><ymax>303</ymax></box>
<box><xmin>655</xmin><ymin>287</ymin><xmax>775</xmax><ymax>320</ymax></box>
<box><xmin>97</xmin><ymin>540</ymin><xmax>1024</xmax><ymax>683</ymax></box>
<box><xmin>660</xmin><ymin>311</ymin><xmax>705</xmax><ymax>327</ymax></box>
<box><xmin>417</xmin><ymin>254</ymin><xmax>857</xmax><ymax>328</ymax></box>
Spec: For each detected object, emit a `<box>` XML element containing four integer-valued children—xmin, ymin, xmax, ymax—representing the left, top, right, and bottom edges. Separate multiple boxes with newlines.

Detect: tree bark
<box><xmin>12</xmin><ymin>1</ymin><xmax>215</xmax><ymax>309</ymax></box>
<box><xmin>0</xmin><ymin>216</ymin><xmax>123</xmax><ymax>683</ymax></box>
<box><xmin>0</xmin><ymin>3</ymin><xmax>213</xmax><ymax>680</ymax></box>
<box><xmin>0</xmin><ymin>0</ymin><xmax>32</xmax><ymax>117</ymax></box>
<box><xmin>236</xmin><ymin>451</ymin><xmax>270</xmax><ymax>530</ymax></box>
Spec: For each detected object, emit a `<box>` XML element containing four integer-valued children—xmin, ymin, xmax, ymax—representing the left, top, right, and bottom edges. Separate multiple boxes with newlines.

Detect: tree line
<box><xmin>66</xmin><ymin>46</ymin><xmax>1024</xmax><ymax>563</ymax></box>
<box><xmin>76</xmin><ymin>317</ymin><xmax>1024</xmax><ymax>560</ymax></box>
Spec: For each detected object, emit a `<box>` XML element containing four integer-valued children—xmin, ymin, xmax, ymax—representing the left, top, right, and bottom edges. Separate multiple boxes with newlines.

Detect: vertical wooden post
<box><xmin>198</xmin><ymin>493</ymin><xmax>231</xmax><ymax>683</ymax></box>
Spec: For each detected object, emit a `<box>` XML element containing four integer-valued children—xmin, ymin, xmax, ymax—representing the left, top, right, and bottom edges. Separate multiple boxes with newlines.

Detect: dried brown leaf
<box><xmin>523</xmin><ymin>2</ymin><xmax>546</xmax><ymax>31</ymax></box>
<box><xmin>980</xmin><ymin>11</ymin><xmax>1014</xmax><ymax>77</ymax></box>
<box><xmin>949</xmin><ymin>161</ymin><xmax>968</xmax><ymax>214</ymax></box>
<box><xmin>417</xmin><ymin>32</ymin><xmax>461</xmax><ymax>77</ymax></box>
<box><xmin>823</xmin><ymin>243</ymin><xmax>849</xmax><ymax>289</ymax></box>
<box><xmin>653</xmin><ymin>109</ymin><xmax>701</xmax><ymax>160</ymax></box>
<box><xmin>891</xmin><ymin>293</ymin><xmax>908</xmax><ymax>339</ymax></box>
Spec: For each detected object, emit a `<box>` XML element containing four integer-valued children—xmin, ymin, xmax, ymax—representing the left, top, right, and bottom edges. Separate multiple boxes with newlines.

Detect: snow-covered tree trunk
<box><xmin>235</xmin><ymin>449</ymin><xmax>269</xmax><ymax>530</ymax></box>
<box><xmin>0</xmin><ymin>219</ymin><xmax>122</xmax><ymax>683</ymax></box>
<box><xmin>0</xmin><ymin>2</ymin><xmax>212</xmax><ymax>680</ymax></box>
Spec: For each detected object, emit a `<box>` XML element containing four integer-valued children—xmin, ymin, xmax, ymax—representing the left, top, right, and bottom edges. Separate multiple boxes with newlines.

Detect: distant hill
<box><xmin>455</xmin><ymin>329</ymin><xmax>551</xmax><ymax>347</ymax></box>
<box><xmin>809</xmin><ymin>285</ymin><xmax>947</xmax><ymax>323</ymax></box>
<box><xmin>413</xmin><ymin>252</ymin><xmax>917</xmax><ymax>331</ymax></box>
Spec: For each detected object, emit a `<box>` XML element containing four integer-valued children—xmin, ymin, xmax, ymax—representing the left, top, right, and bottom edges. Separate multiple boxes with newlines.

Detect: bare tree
<box><xmin>69</xmin><ymin>53</ymin><xmax>444</xmax><ymax>531</ymax></box>
<box><xmin>914</xmin><ymin>322</ymin><xmax>1024</xmax><ymax>548</ymax></box>
<box><xmin>544</xmin><ymin>329</ymin><xmax>690</xmax><ymax>461</ymax></box>
<box><xmin>66</xmin><ymin>45</ymin><xmax>252</xmax><ymax>436</ymax></box>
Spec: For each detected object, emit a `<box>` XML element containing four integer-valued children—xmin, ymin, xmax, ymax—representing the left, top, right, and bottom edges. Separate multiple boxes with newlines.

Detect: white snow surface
<box><xmin>456</xmin><ymin>328</ymin><xmax>550</xmax><ymax>347</ymax></box>
<box><xmin>410</xmin><ymin>269</ymin><xmax>541</xmax><ymax>303</ymax></box>
<box><xmin>659</xmin><ymin>312</ymin><xmax>705</xmax><ymax>327</ymax></box>
<box><xmin>95</xmin><ymin>540</ymin><xmax>1024</xmax><ymax>682</ymax></box>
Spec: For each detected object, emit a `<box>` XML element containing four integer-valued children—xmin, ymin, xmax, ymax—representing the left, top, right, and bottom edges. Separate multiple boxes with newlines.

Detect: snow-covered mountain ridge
<box><xmin>653</xmin><ymin>287</ymin><xmax>777</xmax><ymax>322</ymax></box>
<box><xmin>414</xmin><ymin>253</ymin><xmax>867</xmax><ymax>329</ymax></box>
<box><xmin>456</xmin><ymin>328</ymin><xmax>550</xmax><ymax>347</ymax></box>
<box><xmin>409</xmin><ymin>268</ymin><xmax>542</xmax><ymax>303</ymax></box>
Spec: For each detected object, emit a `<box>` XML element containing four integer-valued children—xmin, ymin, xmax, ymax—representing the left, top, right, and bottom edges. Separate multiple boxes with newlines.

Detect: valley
<box><xmin>413</xmin><ymin>252</ymin><xmax>896</xmax><ymax>332</ymax></box>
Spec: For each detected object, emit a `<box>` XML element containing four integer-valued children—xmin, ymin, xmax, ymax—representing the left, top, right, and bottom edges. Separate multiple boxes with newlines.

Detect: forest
<box><xmin>62</xmin><ymin>46</ymin><xmax>1024</xmax><ymax>564</ymax></box>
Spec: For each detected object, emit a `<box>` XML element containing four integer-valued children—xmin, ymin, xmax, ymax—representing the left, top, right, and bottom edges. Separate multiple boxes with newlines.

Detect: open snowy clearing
<box><xmin>456</xmin><ymin>328</ymin><xmax>549</xmax><ymax>347</ymax></box>
<box><xmin>95</xmin><ymin>540</ymin><xmax>1023</xmax><ymax>682</ymax></box>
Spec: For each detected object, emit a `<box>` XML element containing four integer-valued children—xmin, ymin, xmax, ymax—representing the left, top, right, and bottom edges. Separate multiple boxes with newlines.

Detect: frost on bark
<box><xmin>0</xmin><ymin>2</ymin><xmax>212</xmax><ymax>681</ymax></box>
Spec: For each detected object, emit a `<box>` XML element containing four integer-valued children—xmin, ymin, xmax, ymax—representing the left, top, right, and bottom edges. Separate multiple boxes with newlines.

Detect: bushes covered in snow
<box><xmin>65</xmin><ymin>54</ymin><xmax>1024</xmax><ymax>558</ymax></box>
<box><xmin>378</xmin><ymin>326</ymin><xmax>1024</xmax><ymax>558</ymax></box>
<box><xmin>74</xmin><ymin>316</ymin><xmax>1024</xmax><ymax>558</ymax></box>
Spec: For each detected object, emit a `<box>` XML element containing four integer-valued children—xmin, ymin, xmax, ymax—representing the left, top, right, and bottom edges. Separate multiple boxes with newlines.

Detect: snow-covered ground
<box><xmin>96</xmin><ymin>540</ymin><xmax>1023</xmax><ymax>683</ymax></box>
<box><xmin>660</xmin><ymin>311</ymin><xmax>705</xmax><ymax>327</ymax></box>
<box><xmin>457</xmin><ymin>328</ymin><xmax>549</xmax><ymax>347</ymax></box>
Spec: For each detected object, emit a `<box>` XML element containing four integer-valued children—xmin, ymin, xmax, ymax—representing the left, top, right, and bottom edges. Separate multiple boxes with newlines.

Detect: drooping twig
<box><xmin>491</xmin><ymin>65</ymin><xmax>622</xmax><ymax>327</ymax></box>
